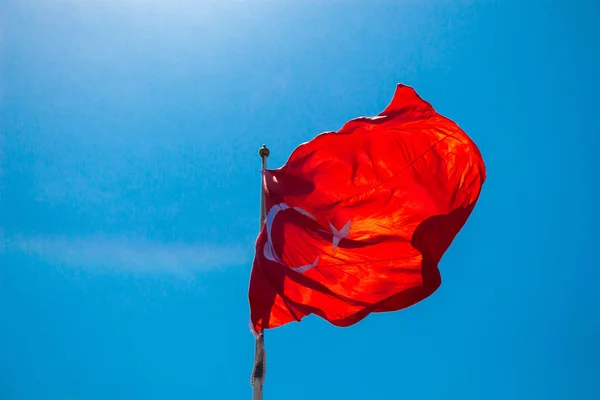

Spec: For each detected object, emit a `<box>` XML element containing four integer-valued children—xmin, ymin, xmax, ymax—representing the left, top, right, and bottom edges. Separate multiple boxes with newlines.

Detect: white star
<box><xmin>329</xmin><ymin>220</ymin><xmax>351</xmax><ymax>253</ymax></box>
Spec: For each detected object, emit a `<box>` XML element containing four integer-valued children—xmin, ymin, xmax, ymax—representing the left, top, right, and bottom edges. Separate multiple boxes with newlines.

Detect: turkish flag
<box><xmin>249</xmin><ymin>84</ymin><xmax>485</xmax><ymax>332</ymax></box>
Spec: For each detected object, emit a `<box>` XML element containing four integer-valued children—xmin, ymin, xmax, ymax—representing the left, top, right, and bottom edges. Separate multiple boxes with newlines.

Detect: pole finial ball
<box><xmin>259</xmin><ymin>144</ymin><xmax>270</xmax><ymax>158</ymax></box>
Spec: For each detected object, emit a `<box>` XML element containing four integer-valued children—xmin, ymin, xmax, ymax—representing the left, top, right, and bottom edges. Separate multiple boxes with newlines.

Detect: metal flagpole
<box><xmin>251</xmin><ymin>144</ymin><xmax>269</xmax><ymax>400</ymax></box>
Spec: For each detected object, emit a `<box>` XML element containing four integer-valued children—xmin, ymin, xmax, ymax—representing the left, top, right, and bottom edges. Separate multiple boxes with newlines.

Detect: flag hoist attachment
<box><xmin>251</xmin><ymin>145</ymin><xmax>269</xmax><ymax>399</ymax></box>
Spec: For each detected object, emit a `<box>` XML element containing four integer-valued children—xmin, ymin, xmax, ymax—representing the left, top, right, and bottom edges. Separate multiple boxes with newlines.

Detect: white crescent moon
<box><xmin>263</xmin><ymin>203</ymin><xmax>320</xmax><ymax>274</ymax></box>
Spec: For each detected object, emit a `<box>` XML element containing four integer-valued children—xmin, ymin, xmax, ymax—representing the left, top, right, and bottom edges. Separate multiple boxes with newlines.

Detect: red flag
<box><xmin>249</xmin><ymin>84</ymin><xmax>485</xmax><ymax>332</ymax></box>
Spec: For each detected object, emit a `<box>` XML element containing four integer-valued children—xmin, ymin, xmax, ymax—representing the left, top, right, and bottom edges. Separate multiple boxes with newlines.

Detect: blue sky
<box><xmin>1</xmin><ymin>0</ymin><xmax>599</xmax><ymax>399</ymax></box>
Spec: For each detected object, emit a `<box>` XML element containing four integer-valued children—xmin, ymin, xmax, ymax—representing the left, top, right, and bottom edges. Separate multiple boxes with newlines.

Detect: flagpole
<box><xmin>251</xmin><ymin>144</ymin><xmax>269</xmax><ymax>400</ymax></box>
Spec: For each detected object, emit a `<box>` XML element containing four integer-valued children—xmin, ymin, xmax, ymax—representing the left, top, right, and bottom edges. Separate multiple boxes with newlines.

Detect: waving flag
<box><xmin>248</xmin><ymin>84</ymin><xmax>486</xmax><ymax>332</ymax></box>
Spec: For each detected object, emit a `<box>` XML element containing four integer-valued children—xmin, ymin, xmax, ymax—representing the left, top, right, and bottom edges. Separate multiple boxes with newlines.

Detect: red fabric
<box><xmin>248</xmin><ymin>84</ymin><xmax>486</xmax><ymax>332</ymax></box>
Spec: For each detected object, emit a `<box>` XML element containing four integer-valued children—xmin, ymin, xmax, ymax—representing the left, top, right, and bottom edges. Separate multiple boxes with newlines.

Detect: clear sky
<box><xmin>1</xmin><ymin>1</ymin><xmax>598</xmax><ymax>399</ymax></box>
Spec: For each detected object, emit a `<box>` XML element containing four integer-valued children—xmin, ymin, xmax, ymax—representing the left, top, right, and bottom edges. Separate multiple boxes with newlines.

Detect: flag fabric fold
<box><xmin>249</xmin><ymin>84</ymin><xmax>486</xmax><ymax>332</ymax></box>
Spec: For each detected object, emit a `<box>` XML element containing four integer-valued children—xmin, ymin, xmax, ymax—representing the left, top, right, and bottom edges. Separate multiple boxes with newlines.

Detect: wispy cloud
<box><xmin>5</xmin><ymin>234</ymin><xmax>250</xmax><ymax>274</ymax></box>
